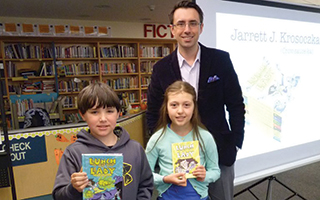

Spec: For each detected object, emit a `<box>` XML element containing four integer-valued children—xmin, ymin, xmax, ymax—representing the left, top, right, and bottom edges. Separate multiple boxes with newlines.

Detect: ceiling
<box><xmin>0</xmin><ymin>0</ymin><xmax>319</xmax><ymax>24</ymax></box>
<box><xmin>0</xmin><ymin>0</ymin><xmax>176</xmax><ymax>24</ymax></box>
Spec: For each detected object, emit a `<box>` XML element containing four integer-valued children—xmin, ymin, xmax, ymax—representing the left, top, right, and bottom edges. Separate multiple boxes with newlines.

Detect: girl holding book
<box><xmin>146</xmin><ymin>81</ymin><xmax>220</xmax><ymax>200</ymax></box>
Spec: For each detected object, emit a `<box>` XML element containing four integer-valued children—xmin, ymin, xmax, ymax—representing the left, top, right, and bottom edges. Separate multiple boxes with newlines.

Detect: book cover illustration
<box><xmin>172</xmin><ymin>141</ymin><xmax>200</xmax><ymax>179</ymax></box>
<box><xmin>82</xmin><ymin>153</ymin><xmax>123</xmax><ymax>200</ymax></box>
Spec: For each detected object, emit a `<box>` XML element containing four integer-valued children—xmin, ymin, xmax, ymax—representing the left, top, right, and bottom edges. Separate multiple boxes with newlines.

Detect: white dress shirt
<box><xmin>177</xmin><ymin>46</ymin><xmax>201</xmax><ymax>96</ymax></box>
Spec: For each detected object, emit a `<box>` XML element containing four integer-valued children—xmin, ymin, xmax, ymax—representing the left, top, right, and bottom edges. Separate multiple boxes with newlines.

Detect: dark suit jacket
<box><xmin>146</xmin><ymin>43</ymin><xmax>245</xmax><ymax>166</ymax></box>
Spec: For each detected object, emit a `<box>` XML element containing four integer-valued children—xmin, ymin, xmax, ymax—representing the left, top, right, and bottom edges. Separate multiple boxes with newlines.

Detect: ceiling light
<box><xmin>148</xmin><ymin>5</ymin><xmax>156</xmax><ymax>11</ymax></box>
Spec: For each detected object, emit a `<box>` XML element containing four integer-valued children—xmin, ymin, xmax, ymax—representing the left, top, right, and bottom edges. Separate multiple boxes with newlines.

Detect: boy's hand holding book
<box><xmin>192</xmin><ymin>165</ymin><xmax>206</xmax><ymax>182</ymax></box>
<box><xmin>71</xmin><ymin>169</ymin><xmax>89</xmax><ymax>193</ymax></box>
<box><xmin>163</xmin><ymin>172</ymin><xmax>187</xmax><ymax>187</ymax></box>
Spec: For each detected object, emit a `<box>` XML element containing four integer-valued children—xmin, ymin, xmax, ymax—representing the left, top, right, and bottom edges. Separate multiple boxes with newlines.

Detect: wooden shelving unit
<box><xmin>0</xmin><ymin>36</ymin><xmax>176</xmax><ymax>128</ymax></box>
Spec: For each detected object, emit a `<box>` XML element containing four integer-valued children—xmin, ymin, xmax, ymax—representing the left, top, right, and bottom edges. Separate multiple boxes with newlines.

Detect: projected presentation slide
<box><xmin>216</xmin><ymin>13</ymin><xmax>320</xmax><ymax>159</ymax></box>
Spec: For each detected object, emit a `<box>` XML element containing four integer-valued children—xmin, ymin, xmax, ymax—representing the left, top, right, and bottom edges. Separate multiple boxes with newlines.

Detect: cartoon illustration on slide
<box><xmin>245</xmin><ymin>58</ymin><xmax>300</xmax><ymax>142</ymax></box>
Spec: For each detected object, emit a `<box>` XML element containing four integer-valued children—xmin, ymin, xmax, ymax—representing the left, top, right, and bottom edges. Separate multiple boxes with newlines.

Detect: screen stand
<box><xmin>234</xmin><ymin>175</ymin><xmax>307</xmax><ymax>200</ymax></box>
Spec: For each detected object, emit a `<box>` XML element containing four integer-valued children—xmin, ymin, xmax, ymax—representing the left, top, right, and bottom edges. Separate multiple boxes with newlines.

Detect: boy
<box><xmin>52</xmin><ymin>82</ymin><xmax>153</xmax><ymax>200</ymax></box>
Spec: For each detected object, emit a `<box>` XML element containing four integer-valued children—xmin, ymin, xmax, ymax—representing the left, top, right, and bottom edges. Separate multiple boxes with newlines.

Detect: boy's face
<box><xmin>80</xmin><ymin>104</ymin><xmax>119</xmax><ymax>143</ymax></box>
<box><xmin>170</xmin><ymin>8</ymin><xmax>203</xmax><ymax>51</ymax></box>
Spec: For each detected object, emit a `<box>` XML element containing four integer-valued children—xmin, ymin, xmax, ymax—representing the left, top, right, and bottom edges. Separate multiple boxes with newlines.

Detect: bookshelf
<box><xmin>100</xmin><ymin>42</ymin><xmax>139</xmax><ymax>107</ymax></box>
<box><xmin>55</xmin><ymin>41</ymin><xmax>100</xmax><ymax>123</ymax></box>
<box><xmin>1</xmin><ymin>39</ymin><xmax>56</xmax><ymax>129</ymax></box>
<box><xmin>0</xmin><ymin>41</ymin><xmax>8</xmax><ymax>129</ymax></box>
<box><xmin>139</xmin><ymin>42</ymin><xmax>171</xmax><ymax>102</ymax></box>
<box><xmin>0</xmin><ymin>36</ymin><xmax>176</xmax><ymax>129</ymax></box>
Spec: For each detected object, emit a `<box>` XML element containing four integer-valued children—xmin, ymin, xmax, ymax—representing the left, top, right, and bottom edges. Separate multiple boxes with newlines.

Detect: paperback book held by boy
<box><xmin>82</xmin><ymin>153</ymin><xmax>123</xmax><ymax>200</ymax></box>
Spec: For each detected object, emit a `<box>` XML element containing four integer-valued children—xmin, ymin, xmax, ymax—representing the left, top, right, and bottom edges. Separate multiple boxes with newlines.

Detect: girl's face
<box><xmin>167</xmin><ymin>91</ymin><xmax>194</xmax><ymax>131</ymax></box>
<box><xmin>80</xmin><ymin>104</ymin><xmax>119</xmax><ymax>145</ymax></box>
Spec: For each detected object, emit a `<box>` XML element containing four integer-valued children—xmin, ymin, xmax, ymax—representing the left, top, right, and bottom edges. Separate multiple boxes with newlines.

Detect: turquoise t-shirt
<box><xmin>145</xmin><ymin>126</ymin><xmax>220</xmax><ymax>199</ymax></box>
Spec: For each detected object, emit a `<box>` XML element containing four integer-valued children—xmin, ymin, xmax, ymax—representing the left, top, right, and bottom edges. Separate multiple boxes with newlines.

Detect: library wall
<box><xmin>1</xmin><ymin>37</ymin><xmax>175</xmax><ymax>129</ymax></box>
<box><xmin>0</xmin><ymin>17</ymin><xmax>173</xmax><ymax>39</ymax></box>
<box><xmin>0</xmin><ymin>112</ymin><xmax>146</xmax><ymax>200</ymax></box>
<box><xmin>0</xmin><ymin>16</ymin><xmax>175</xmax><ymax>199</ymax></box>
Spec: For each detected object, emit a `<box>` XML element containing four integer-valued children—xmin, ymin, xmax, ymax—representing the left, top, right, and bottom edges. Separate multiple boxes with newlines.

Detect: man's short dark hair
<box><xmin>169</xmin><ymin>0</ymin><xmax>204</xmax><ymax>24</ymax></box>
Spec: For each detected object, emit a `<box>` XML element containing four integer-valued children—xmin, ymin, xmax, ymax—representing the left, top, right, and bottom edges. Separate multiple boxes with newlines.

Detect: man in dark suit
<box><xmin>146</xmin><ymin>1</ymin><xmax>245</xmax><ymax>199</ymax></box>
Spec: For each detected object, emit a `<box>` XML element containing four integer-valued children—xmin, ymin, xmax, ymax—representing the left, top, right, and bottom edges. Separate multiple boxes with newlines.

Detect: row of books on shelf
<box><xmin>5</xmin><ymin>43</ymin><xmax>53</xmax><ymax>59</ymax></box>
<box><xmin>55</xmin><ymin>45</ymin><xmax>97</xmax><ymax>59</ymax></box>
<box><xmin>100</xmin><ymin>45</ymin><xmax>135</xmax><ymax>58</ymax></box>
<box><xmin>140</xmin><ymin>60</ymin><xmax>157</xmax><ymax>73</ymax></box>
<box><xmin>13</xmin><ymin>99</ymin><xmax>56</xmax><ymax>117</ymax></box>
<box><xmin>128</xmin><ymin>93</ymin><xmax>138</xmax><ymax>104</ymax></box>
<box><xmin>64</xmin><ymin>112</ymin><xmax>83</xmax><ymax>123</ymax></box>
<box><xmin>58</xmin><ymin>62</ymin><xmax>99</xmax><ymax>76</ymax></box>
<box><xmin>8</xmin><ymin>80</ymin><xmax>55</xmax><ymax>94</ymax></box>
<box><xmin>101</xmin><ymin>62</ymin><xmax>136</xmax><ymax>74</ymax></box>
<box><xmin>120</xmin><ymin>92</ymin><xmax>139</xmax><ymax>105</ymax></box>
<box><xmin>23</xmin><ymin>80</ymin><xmax>55</xmax><ymax>94</ymax></box>
<box><xmin>118</xmin><ymin>92</ymin><xmax>138</xmax><ymax>108</ymax></box>
<box><xmin>141</xmin><ymin>77</ymin><xmax>151</xmax><ymax>88</ymax></box>
<box><xmin>103</xmin><ymin>77</ymin><xmax>138</xmax><ymax>90</ymax></box>
<box><xmin>140</xmin><ymin>46</ymin><xmax>171</xmax><ymax>58</ymax></box>
<box><xmin>6</xmin><ymin>61</ymin><xmax>55</xmax><ymax>77</ymax></box>
<box><xmin>39</xmin><ymin>62</ymin><xmax>55</xmax><ymax>76</ymax></box>
<box><xmin>62</xmin><ymin>96</ymin><xmax>77</xmax><ymax>109</ymax></box>
<box><xmin>141</xmin><ymin>92</ymin><xmax>148</xmax><ymax>102</ymax></box>
<box><xmin>58</xmin><ymin>79</ymin><xmax>97</xmax><ymax>93</ymax></box>
<box><xmin>3</xmin><ymin>43</ymin><xmax>171</xmax><ymax>60</ymax></box>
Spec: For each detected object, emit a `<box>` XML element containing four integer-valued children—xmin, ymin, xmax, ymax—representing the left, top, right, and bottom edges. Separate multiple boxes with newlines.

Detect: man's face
<box><xmin>170</xmin><ymin>8</ymin><xmax>203</xmax><ymax>51</ymax></box>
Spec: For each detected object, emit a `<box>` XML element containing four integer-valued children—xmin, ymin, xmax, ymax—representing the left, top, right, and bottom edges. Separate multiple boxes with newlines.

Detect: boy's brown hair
<box><xmin>77</xmin><ymin>82</ymin><xmax>121</xmax><ymax>115</ymax></box>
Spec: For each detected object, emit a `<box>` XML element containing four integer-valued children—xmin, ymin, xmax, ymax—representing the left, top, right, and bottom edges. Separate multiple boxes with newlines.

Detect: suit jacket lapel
<box><xmin>199</xmin><ymin>43</ymin><xmax>211</xmax><ymax>90</ymax></box>
<box><xmin>170</xmin><ymin>48</ymin><xmax>182</xmax><ymax>80</ymax></box>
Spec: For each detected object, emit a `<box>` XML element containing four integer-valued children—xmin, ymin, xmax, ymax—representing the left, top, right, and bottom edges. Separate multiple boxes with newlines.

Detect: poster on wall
<box><xmin>0</xmin><ymin>135</ymin><xmax>47</xmax><ymax>166</ymax></box>
<box><xmin>38</xmin><ymin>24</ymin><xmax>54</xmax><ymax>36</ymax></box>
<box><xmin>98</xmin><ymin>26</ymin><xmax>111</xmax><ymax>37</ymax></box>
<box><xmin>21</xmin><ymin>23</ymin><xmax>37</xmax><ymax>36</ymax></box>
<box><xmin>70</xmin><ymin>25</ymin><xmax>84</xmax><ymax>36</ymax></box>
<box><xmin>84</xmin><ymin>26</ymin><xmax>97</xmax><ymax>36</ymax></box>
<box><xmin>0</xmin><ymin>22</ymin><xmax>112</xmax><ymax>37</ymax></box>
<box><xmin>3</xmin><ymin>23</ymin><xmax>21</xmax><ymax>35</ymax></box>
<box><xmin>54</xmin><ymin>24</ymin><xmax>70</xmax><ymax>36</ymax></box>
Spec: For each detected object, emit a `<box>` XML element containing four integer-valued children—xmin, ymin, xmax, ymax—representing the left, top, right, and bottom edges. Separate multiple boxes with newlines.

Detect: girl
<box><xmin>146</xmin><ymin>81</ymin><xmax>220</xmax><ymax>200</ymax></box>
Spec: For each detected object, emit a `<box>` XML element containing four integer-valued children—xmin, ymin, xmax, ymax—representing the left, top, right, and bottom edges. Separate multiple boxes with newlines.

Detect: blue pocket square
<box><xmin>207</xmin><ymin>75</ymin><xmax>220</xmax><ymax>83</ymax></box>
